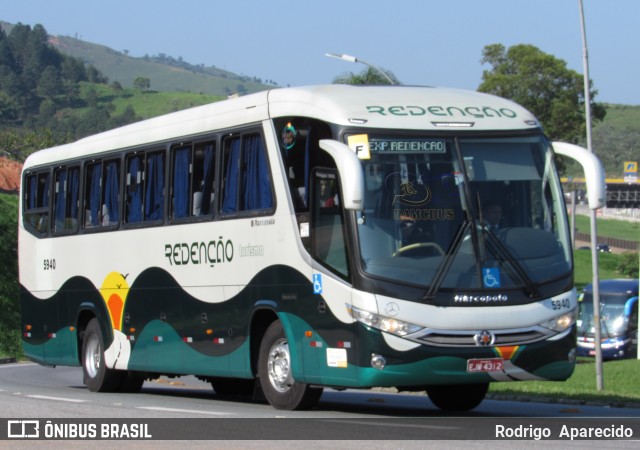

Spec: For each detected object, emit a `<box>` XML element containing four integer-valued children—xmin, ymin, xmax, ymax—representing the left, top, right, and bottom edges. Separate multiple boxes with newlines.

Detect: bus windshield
<box><xmin>579</xmin><ymin>294</ymin><xmax>632</xmax><ymax>337</ymax></box>
<box><xmin>355</xmin><ymin>133</ymin><xmax>571</xmax><ymax>291</ymax></box>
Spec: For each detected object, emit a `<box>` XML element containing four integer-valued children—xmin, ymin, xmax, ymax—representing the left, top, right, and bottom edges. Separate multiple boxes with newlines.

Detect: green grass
<box><xmin>597</xmin><ymin>104</ymin><xmax>640</xmax><ymax>130</ymax></box>
<box><xmin>489</xmin><ymin>358</ymin><xmax>640</xmax><ymax>404</ymax></box>
<box><xmin>573</xmin><ymin>214</ymin><xmax>640</xmax><ymax>243</ymax></box>
<box><xmin>79</xmin><ymin>82</ymin><xmax>224</xmax><ymax>120</ymax></box>
<box><xmin>573</xmin><ymin>250</ymin><xmax>628</xmax><ymax>291</ymax></box>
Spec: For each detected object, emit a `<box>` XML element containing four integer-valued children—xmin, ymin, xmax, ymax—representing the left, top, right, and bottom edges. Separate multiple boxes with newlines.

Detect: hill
<box><xmin>0</xmin><ymin>21</ymin><xmax>273</xmax><ymax>97</ymax></box>
<box><xmin>598</xmin><ymin>104</ymin><xmax>640</xmax><ymax>130</ymax></box>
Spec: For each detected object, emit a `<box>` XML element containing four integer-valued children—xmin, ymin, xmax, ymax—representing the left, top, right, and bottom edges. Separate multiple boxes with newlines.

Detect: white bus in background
<box><xmin>19</xmin><ymin>84</ymin><xmax>605</xmax><ymax>411</ymax></box>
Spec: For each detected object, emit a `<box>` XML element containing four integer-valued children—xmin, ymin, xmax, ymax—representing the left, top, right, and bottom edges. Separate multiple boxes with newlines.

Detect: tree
<box><xmin>133</xmin><ymin>76</ymin><xmax>151</xmax><ymax>91</ymax></box>
<box><xmin>0</xmin><ymin>194</ymin><xmax>20</xmax><ymax>358</ymax></box>
<box><xmin>478</xmin><ymin>44</ymin><xmax>605</xmax><ymax>143</ymax></box>
<box><xmin>332</xmin><ymin>66</ymin><xmax>399</xmax><ymax>85</ymax></box>
<box><xmin>37</xmin><ymin>65</ymin><xmax>62</xmax><ymax>99</ymax></box>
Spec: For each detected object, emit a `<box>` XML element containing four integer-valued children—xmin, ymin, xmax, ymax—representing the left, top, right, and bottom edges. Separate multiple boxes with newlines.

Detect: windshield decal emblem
<box><xmin>474</xmin><ymin>330</ymin><xmax>495</xmax><ymax>347</ymax></box>
<box><xmin>385</xmin><ymin>172</ymin><xmax>431</xmax><ymax>207</ymax></box>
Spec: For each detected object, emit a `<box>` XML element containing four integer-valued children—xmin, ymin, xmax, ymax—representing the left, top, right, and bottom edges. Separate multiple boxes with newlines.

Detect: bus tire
<box><xmin>120</xmin><ymin>372</ymin><xmax>145</xmax><ymax>393</ymax></box>
<box><xmin>426</xmin><ymin>383</ymin><xmax>489</xmax><ymax>411</ymax></box>
<box><xmin>258</xmin><ymin>320</ymin><xmax>323</xmax><ymax>410</ymax></box>
<box><xmin>82</xmin><ymin>318</ymin><xmax>123</xmax><ymax>392</ymax></box>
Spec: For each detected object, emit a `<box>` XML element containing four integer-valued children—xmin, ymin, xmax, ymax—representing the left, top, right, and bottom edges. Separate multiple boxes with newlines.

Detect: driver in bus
<box><xmin>483</xmin><ymin>203</ymin><xmax>503</xmax><ymax>231</ymax></box>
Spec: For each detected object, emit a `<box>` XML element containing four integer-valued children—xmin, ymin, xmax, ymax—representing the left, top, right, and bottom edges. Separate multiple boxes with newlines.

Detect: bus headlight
<box><xmin>347</xmin><ymin>305</ymin><xmax>424</xmax><ymax>337</ymax></box>
<box><xmin>541</xmin><ymin>308</ymin><xmax>578</xmax><ymax>332</ymax></box>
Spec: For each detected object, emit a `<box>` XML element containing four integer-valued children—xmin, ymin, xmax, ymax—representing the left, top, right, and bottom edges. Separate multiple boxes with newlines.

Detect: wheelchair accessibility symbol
<box><xmin>483</xmin><ymin>268</ymin><xmax>501</xmax><ymax>288</ymax></box>
<box><xmin>313</xmin><ymin>273</ymin><xmax>323</xmax><ymax>294</ymax></box>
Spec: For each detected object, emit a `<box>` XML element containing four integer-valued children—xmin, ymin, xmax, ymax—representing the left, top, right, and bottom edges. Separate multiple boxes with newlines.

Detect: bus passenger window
<box><xmin>86</xmin><ymin>160</ymin><xmax>121</xmax><ymax>228</ymax></box>
<box><xmin>23</xmin><ymin>171</ymin><xmax>50</xmax><ymax>235</ymax></box>
<box><xmin>170</xmin><ymin>141</ymin><xmax>216</xmax><ymax>219</ymax></box>
<box><xmin>144</xmin><ymin>151</ymin><xmax>164</xmax><ymax>221</ymax></box>
<box><xmin>85</xmin><ymin>162</ymin><xmax>102</xmax><ymax>227</ymax></box>
<box><xmin>171</xmin><ymin>145</ymin><xmax>191</xmax><ymax>219</ymax></box>
<box><xmin>53</xmin><ymin>166</ymin><xmax>80</xmax><ymax>233</ymax></box>
<box><xmin>102</xmin><ymin>160</ymin><xmax>120</xmax><ymax>225</ymax></box>
<box><xmin>193</xmin><ymin>143</ymin><xmax>216</xmax><ymax>215</ymax></box>
<box><xmin>221</xmin><ymin>133</ymin><xmax>273</xmax><ymax>214</ymax></box>
<box><xmin>125</xmin><ymin>151</ymin><xmax>165</xmax><ymax>223</ymax></box>
<box><xmin>126</xmin><ymin>155</ymin><xmax>144</xmax><ymax>223</ymax></box>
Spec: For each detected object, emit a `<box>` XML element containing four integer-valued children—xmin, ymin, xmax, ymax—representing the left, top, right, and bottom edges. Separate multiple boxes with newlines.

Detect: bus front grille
<box><xmin>413</xmin><ymin>328</ymin><xmax>551</xmax><ymax>347</ymax></box>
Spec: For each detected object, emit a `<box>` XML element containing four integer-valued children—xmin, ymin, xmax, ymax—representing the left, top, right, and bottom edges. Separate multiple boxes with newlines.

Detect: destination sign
<box><xmin>369</xmin><ymin>138</ymin><xmax>447</xmax><ymax>153</ymax></box>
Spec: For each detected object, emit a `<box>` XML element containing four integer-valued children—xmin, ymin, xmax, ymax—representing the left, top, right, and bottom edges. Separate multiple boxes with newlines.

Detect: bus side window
<box><xmin>171</xmin><ymin>141</ymin><xmax>216</xmax><ymax>219</ymax></box>
<box><xmin>85</xmin><ymin>160</ymin><xmax>120</xmax><ymax>228</ymax></box>
<box><xmin>85</xmin><ymin>162</ymin><xmax>103</xmax><ymax>227</ymax></box>
<box><xmin>125</xmin><ymin>150</ymin><xmax>164</xmax><ymax>223</ymax></box>
<box><xmin>221</xmin><ymin>133</ymin><xmax>273</xmax><ymax>214</ymax></box>
<box><xmin>24</xmin><ymin>171</ymin><xmax>50</xmax><ymax>235</ymax></box>
<box><xmin>311</xmin><ymin>170</ymin><xmax>349</xmax><ymax>278</ymax></box>
<box><xmin>144</xmin><ymin>151</ymin><xmax>164</xmax><ymax>221</ymax></box>
<box><xmin>171</xmin><ymin>145</ymin><xmax>192</xmax><ymax>219</ymax></box>
<box><xmin>193</xmin><ymin>142</ymin><xmax>216</xmax><ymax>216</ymax></box>
<box><xmin>102</xmin><ymin>160</ymin><xmax>120</xmax><ymax>226</ymax></box>
<box><xmin>53</xmin><ymin>166</ymin><xmax>80</xmax><ymax>233</ymax></box>
<box><xmin>126</xmin><ymin>154</ymin><xmax>144</xmax><ymax>223</ymax></box>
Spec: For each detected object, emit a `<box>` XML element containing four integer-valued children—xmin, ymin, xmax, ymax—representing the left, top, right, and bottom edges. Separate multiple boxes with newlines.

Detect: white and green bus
<box><xmin>19</xmin><ymin>85</ymin><xmax>604</xmax><ymax>411</ymax></box>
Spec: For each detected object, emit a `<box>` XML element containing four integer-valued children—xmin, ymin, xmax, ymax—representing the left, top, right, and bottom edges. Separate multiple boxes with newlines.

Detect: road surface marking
<box><xmin>137</xmin><ymin>406</ymin><xmax>236</xmax><ymax>416</ymax></box>
<box><xmin>26</xmin><ymin>394</ymin><xmax>86</xmax><ymax>403</ymax></box>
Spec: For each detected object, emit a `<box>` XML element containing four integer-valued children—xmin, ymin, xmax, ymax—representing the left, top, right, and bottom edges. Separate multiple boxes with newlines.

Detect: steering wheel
<box><xmin>393</xmin><ymin>242</ymin><xmax>445</xmax><ymax>257</ymax></box>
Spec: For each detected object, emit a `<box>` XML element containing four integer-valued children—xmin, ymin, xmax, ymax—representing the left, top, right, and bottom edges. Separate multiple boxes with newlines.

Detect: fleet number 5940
<box><xmin>551</xmin><ymin>298</ymin><xmax>571</xmax><ymax>310</ymax></box>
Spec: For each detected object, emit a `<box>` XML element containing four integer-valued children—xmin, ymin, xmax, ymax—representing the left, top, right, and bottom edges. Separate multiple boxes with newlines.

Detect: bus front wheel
<box><xmin>426</xmin><ymin>383</ymin><xmax>489</xmax><ymax>411</ymax></box>
<box><xmin>258</xmin><ymin>320</ymin><xmax>323</xmax><ymax>410</ymax></box>
<box><xmin>82</xmin><ymin>318</ymin><xmax>123</xmax><ymax>392</ymax></box>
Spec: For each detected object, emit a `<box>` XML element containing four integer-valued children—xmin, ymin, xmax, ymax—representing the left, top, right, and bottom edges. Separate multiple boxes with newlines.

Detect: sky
<box><xmin>3</xmin><ymin>0</ymin><xmax>639</xmax><ymax>104</ymax></box>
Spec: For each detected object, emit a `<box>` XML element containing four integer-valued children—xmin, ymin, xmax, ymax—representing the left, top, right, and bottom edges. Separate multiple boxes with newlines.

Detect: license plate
<box><xmin>467</xmin><ymin>358</ymin><xmax>504</xmax><ymax>373</ymax></box>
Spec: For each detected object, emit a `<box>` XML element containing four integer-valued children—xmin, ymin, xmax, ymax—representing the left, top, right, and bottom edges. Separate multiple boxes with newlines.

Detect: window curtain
<box><xmin>54</xmin><ymin>170</ymin><xmax>67</xmax><ymax>226</ymax></box>
<box><xmin>105</xmin><ymin>161</ymin><xmax>120</xmax><ymax>224</ymax></box>
<box><xmin>42</xmin><ymin>174</ymin><xmax>49</xmax><ymax>207</ymax></box>
<box><xmin>144</xmin><ymin>152</ymin><xmax>164</xmax><ymax>220</ymax></box>
<box><xmin>173</xmin><ymin>147</ymin><xmax>190</xmax><ymax>218</ymax></box>
<box><xmin>222</xmin><ymin>139</ymin><xmax>241</xmax><ymax>213</ymax></box>
<box><xmin>200</xmin><ymin>144</ymin><xmax>215</xmax><ymax>215</ymax></box>
<box><xmin>243</xmin><ymin>135</ymin><xmax>272</xmax><ymax>210</ymax></box>
<box><xmin>127</xmin><ymin>157</ymin><xmax>142</xmax><ymax>223</ymax></box>
<box><xmin>89</xmin><ymin>164</ymin><xmax>102</xmax><ymax>226</ymax></box>
<box><xmin>68</xmin><ymin>167</ymin><xmax>79</xmax><ymax>221</ymax></box>
<box><xmin>29</xmin><ymin>175</ymin><xmax>37</xmax><ymax>209</ymax></box>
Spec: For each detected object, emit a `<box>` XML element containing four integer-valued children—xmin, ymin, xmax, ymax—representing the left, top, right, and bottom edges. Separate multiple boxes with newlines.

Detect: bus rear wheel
<box><xmin>426</xmin><ymin>383</ymin><xmax>489</xmax><ymax>411</ymax></box>
<box><xmin>82</xmin><ymin>318</ymin><xmax>123</xmax><ymax>392</ymax></box>
<box><xmin>258</xmin><ymin>320</ymin><xmax>323</xmax><ymax>410</ymax></box>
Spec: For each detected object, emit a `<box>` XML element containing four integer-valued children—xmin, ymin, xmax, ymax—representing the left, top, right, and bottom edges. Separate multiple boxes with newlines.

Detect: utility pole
<box><xmin>578</xmin><ymin>0</ymin><xmax>604</xmax><ymax>390</ymax></box>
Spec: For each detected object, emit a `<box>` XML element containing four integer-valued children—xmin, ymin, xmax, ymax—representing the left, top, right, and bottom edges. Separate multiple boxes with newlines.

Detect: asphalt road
<box><xmin>0</xmin><ymin>362</ymin><xmax>638</xmax><ymax>448</ymax></box>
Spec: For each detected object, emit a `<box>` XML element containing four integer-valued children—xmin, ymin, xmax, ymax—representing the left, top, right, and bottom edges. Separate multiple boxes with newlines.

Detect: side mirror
<box><xmin>319</xmin><ymin>139</ymin><xmax>364</xmax><ymax>211</ymax></box>
<box><xmin>552</xmin><ymin>141</ymin><xmax>606</xmax><ymax>210</ymax></box>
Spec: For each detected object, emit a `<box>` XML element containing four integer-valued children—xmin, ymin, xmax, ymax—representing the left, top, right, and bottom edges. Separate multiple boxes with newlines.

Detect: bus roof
<box><xmin>23</xmin><ymin>84</ymin><xmax>540</xmax><ymax>170</ymax></box>
<box><xmin>583</xmin><ymin>278</ymin><xmax>639</xmax><ymax>296</ymax></box>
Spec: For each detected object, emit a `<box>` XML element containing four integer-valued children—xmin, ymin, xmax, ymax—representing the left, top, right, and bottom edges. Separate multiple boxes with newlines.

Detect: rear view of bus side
<box><xmin>19</xmin><ymin>85</ymin><xmax>602</xmax><ymax>411</ymax></box>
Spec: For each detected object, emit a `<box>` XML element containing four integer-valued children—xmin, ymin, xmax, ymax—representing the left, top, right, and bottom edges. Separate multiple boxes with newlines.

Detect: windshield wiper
<box><xmin>422</xmin><ymin>220</ymin><xmax>471</xmax><ymax>301</ymax></box>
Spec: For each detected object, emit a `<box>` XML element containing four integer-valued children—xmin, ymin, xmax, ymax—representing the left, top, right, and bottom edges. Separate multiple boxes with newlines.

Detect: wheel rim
<box><xmin>267</xmin><ymin>338</ymin><xmax>293</xmax><ymax>393</ymax></box>
<box><xmin>84</xmin><ymin>334</ymin><xmax>101</xmax><ymax>379</ymax></box>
